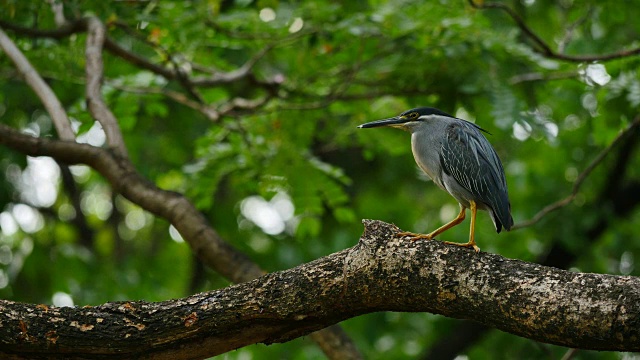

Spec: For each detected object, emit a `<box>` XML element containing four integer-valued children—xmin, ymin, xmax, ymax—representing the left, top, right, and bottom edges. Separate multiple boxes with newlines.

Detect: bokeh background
<box><xmin>1</xmin><ymin>0</ymin><xmax>639</xmax><ymax>359</ymax></box>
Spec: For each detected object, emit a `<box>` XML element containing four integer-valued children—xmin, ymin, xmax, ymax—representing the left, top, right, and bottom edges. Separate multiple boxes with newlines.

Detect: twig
<box><xmin>110</xmin><ymin>21</ymin><xmax>206</xmax><ymax>103</ymax></box>
<box><xmin>206</xmin><ymin>19</ymin><xmax>277</xmax><ymax>40</ymax></box>
<box><xmin>102</xmin><ymin>36</ymin><xmax>176</xmax><ymax>78</ymax></box>
<box><xmin>218</xmin><ymin>96</ymin><xmax>270</xmax><ymax>115</ymax></box>
<box><xmin>110</xmin><ymin>19</ymin><xmax>274</xmax><ymax>92</ymax></box>
<box><xmin>561</xmin><ymin>348</ymin><xmax>579</xmax><ymax>360</ymax></box>
<box><xmin>85</xmin><ymin>17</ymin><xmax>128</xmax><ymax>158</ymax></box>
<box><xmin>190</xmin><ymin>43</ymin><xmax>274</xmax><ymax>86</ymax></box>
<box><xmin>468</xmin><ymin>0</ymin><xmax>640</xmax><ymax>62</ymax></box>
<box><xmin>557</xmin><ymin>7</ymin><xmax>594</xmax><ymax>53</ymax></box>
<box><xmin>45</xmin><ymin>0</ymin><xmax>68</xmax><ymax>27</ymax></box>
<box><xmin>0</xmin><ymin>19</ymin><xmax>280</xmax><ymax>95</ymax></box>
<box><xmin>0</xmin><ymin>19</ymin><xmax>84</xmax><ymax>38</ymax></box>
<box><xmin>513</xmin><ymin>115</ymin><xmax>640</xmax><ymax>230</ymax></box>
<box><xmin>0</xmin><ymin>18</ymin><xmax>177</xmax><ymax>79</ymax></box>
<box><xmin>0</xmin><ymin>28</ymin><xmax>75</xmax><ymax>140</ymax></box>
<box><xmin>109</xmin><ymin>84</ymin><xmax>221</xmax><ymax>121</ymax></box>
<box><xmin>509</xmin><ymin>71</ymin><xmax>579</xmax><ymax>85</ymax></box>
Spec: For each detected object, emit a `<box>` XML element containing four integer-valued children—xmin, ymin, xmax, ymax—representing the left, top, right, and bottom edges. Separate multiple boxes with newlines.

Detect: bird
<box><xmin>358</xmin><ymin>107</ymin><xmax>513</xmax><ymax>252</ymax></box>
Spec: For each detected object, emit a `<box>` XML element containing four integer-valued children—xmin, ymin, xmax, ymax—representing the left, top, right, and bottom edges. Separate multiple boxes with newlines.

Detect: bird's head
<box><xmin>357</xmin><ymin>107</ymin><xmax>455</xmax><ymax>131</ymax></box>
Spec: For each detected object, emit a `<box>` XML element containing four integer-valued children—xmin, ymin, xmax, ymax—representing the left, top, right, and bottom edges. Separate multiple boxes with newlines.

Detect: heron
<box><xmin>358</xmin><ymin>107</ymin><xmax>513</xmax><ymax>252</ymax></box>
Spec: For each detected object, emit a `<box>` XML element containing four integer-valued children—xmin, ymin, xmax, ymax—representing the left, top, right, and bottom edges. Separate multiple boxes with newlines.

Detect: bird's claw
<box><xmin>443</xmin><ymin>240</ymin><xmax>480</xmax><ymax>253</ymax></box>
<box><xmin>395</xmin><ymin>231</ymin><xmax>434</xmax><ymax>241</ymax></box>
<box><xmin>396</xmin><ymin>232</ymin><xmax>481</xmax><ymax>253</ymax></box>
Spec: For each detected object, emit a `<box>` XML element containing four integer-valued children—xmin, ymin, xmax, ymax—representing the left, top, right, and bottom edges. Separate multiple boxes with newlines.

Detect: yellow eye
<box><xmin>411</xmin><ymin>112</ymin><xmax>419</xmax><ymax>118</ymax></box>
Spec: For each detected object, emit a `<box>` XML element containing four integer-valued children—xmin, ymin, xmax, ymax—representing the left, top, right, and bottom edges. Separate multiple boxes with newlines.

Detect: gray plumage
<box><xmin>358</xmin><ymin>107</ymin><xmax>513</xmax><ymax>234</ymax></box>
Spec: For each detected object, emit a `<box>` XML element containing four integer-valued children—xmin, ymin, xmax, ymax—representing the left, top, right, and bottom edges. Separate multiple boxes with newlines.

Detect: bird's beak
<box><xmin>357</xmin><ymin>116</ymin><xmax>408</xmax><ymax>129</ymax></box>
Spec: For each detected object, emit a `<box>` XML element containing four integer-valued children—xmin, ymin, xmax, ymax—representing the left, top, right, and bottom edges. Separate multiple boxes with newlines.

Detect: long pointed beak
<box><xmin>357</xmin><ymin>116</ymin><xmax>407</xmax><ymax>128</ymax></box>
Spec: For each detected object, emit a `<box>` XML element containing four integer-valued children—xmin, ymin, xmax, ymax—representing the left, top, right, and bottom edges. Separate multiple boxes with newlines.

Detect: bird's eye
<box><xmin>411</xmin><ymin>112</ymin><xmax>419</xmax><ymax>118</ymax></box>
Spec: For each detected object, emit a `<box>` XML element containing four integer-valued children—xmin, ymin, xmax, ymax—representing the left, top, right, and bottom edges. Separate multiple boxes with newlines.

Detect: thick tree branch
<box><xmin>469</xmin><ymin>0</ymin><xmax>640</xmax><ymax>62</ymax></box>
<box><xmin>1</xmin><ymin>220</ymin><xmax>638</xmax><ymax>359</ymax></box>
<box><xmin>0</xmin><ymin>28</ymin><xmax>75</xmax><ymax>140</ymax></box>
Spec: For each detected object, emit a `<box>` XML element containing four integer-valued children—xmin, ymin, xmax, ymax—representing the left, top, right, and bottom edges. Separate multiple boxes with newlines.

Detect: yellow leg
<box><xmin>397</xmin><ymin>205</ymin><xmax>466</xmax><ymax>241</ymax></box>
<box><xmin>443</xmin><ymin>200</ymin><xmax>480</xmax><ymax>252</ymax></box>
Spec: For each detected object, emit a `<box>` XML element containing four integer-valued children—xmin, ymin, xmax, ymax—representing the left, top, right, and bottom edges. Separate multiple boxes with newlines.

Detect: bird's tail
<box><xmin>490</xmin><ymin>202</ymin><xmax>513</xmax><ymax>233</ymax></box>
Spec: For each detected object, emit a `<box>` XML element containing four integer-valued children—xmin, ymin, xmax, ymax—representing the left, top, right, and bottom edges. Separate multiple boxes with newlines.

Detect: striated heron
<box><xmin>358</xmin><ymin>107</ymin><xmax>513</xmax><ymax>252</ymax></box>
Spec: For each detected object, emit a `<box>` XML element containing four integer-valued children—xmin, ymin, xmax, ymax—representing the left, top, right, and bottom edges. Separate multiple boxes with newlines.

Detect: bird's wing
<box><xmin>439</xmin><ymin>121</ymin><xmax>512</xmax><ymax>230</ymax></box>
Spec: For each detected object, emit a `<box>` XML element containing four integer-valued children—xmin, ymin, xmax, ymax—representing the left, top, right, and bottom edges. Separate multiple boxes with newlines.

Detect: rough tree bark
<box><xmin>0</xmin><ymin>220</ymin><xmax>638</xmax><ymax>359</ymax></box>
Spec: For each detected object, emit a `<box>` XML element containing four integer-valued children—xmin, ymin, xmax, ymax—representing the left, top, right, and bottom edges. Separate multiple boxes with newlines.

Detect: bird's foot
<box><xmin>443</xmin><ymin>240</ymin><xmax>480</xmax><ymax>253</ymax></box>
<box><xmin>395</xmin><ymin>231</ymin><xmax>433</xmax><ymax>241</ymax></box>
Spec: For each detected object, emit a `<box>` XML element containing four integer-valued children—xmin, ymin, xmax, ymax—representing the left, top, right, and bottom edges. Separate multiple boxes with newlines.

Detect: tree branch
<box><xmin>189</xmin><ymin>44</ymin><xmax>273</xmax><ymax>86</ymax></box>
<box><xmin>513</xmin><ymin>115</ymin><xmax>640</xmax><ymax>230</ymax></box>
<box><xmin>468</xmin><ymin>0</ymin><xmax>640</xmax><ymax>62</ymax></box>
<box><xmin>58</xmin><ymin>163</ymin><xmax>95</xmax><ymax>249</ymax></box>
<box><xmin>0</xmin><ymin>19</ymin><xmax>275</xmax><ymax>91</ymax></box>
<box><xmin>508</xmin><ymin>71</ymin><xmax>578</xmax><ymax>85</ymax></box>
<box><xmin>0</xmin><ymin>19</ymin><xmax>85</xmax><ymax>39</ymax></box>
<box><xmin>0</xmin><ymin>124</ymin><xmax>362</xmax><ymax>359</ymax></box>
<box><xmin>0</xmin><ymin>220</ymin><xmax>638</xmax><ymax>359</ymax></box>
<box><xmin>45</xmin><ymin>0</ymin><xmax>68</xmax><ymax>28</ymax></box>
<box><xmin>0</xmin><ymin>124</ymin><xmax>262</xmax><ymax>283</ymax></box>
<box><xmin>108</xmin><ymin>84</ymin><xmax>269</xmax><ymax>122</ymax></box>
<box><xmin>557</xmin><ymin>6</ymin><xmax>594</xmax><ymax>54</ymax></box>
<box><xmin>0</xmin><ymin>28</ymin><xmax>75</xmax><ymax>140</ymax></box>
<box><xmin>84</xmin><ymin>17</ymin><xmax>128</xmax><ymax>158</ymax></box>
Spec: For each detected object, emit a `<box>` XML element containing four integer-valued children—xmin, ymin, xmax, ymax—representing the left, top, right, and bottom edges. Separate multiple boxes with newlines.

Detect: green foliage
<box><xmin>1</xmin><ymin>0</ymin><xmax>640</xmax><ymax>358</ymax></box>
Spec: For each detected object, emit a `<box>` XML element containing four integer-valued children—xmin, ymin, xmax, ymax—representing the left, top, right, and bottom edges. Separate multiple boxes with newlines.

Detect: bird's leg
<box><xmin>443</xmin><ymin>200</ymin><xmax>480</xmax><ymax>252</ymax></box>
<box><xmin>396</xmin><ymin>205</ymin><xmax>466</xmax><ymax>241</ymax></box>
<box><xmin>426</xmin><ymin>204</ymin><xmax>467</xmax><ymax>239</ymax></box>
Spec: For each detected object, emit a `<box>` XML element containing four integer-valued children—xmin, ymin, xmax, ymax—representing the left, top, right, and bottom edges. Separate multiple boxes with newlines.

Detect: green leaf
<box><xmin>296</xmin><ymin>216</ymin><xmax>321</xmax><ymax>238</ymax></box>
<box><xmin>333</xmin><ymin>207</ymin><xmax>356</xmax><ymax>224</ymax></box>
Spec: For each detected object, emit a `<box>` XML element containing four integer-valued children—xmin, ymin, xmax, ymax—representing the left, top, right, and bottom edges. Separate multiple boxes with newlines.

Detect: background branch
<box><xmin>0</xmin><ymin>125</ymin><xmax>263</xmax><ymax>291</ymax></box>
<box><xmin>0</xmin><ymin>124</ymin><xmax>361</xmax><ymax>360</ymax></box>
<box><xmin>85</xmin><ymin>17</ymin><xmax>128</xmax><ymax>158</ymax></box>
<box><xmin>190</xmin><ymin>44</ymin><xmax>273</xmax><ymax>86</ymax></box>
<box><xmin>45</xmin><ymin>0</ymin><xmax>68</xmax><ymax>28</ymax></box>
<box><xmin>468</xmin><ymin>0</ymin><xmax>640</xmax><ymax>62</ymax></box>
<box><xmin>0</xmin><ymin>19</ymin><xmax>275</xmax><ymax>91</ymax></box>
<box><xmin>0</xmin><ymin>28</ymin><xmax>75</xmax><ymax>140</ymax></box>
<box><xmin>0</xmin><ymin>15</ymin><xmax>361</xmax><ymax>359</ymax></box>
<box><xmin>513</xmin><ymin>115</ymin><xmax>640</xmax><ymax>230</ymax></box>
